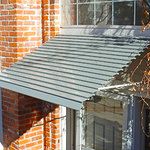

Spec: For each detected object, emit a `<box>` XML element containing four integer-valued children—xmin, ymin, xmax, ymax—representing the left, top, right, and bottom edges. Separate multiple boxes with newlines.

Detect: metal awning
<box><xmin>0</xmin><ymin>34</ymin><xmax>149</xmax><ymax>110</ymax></box>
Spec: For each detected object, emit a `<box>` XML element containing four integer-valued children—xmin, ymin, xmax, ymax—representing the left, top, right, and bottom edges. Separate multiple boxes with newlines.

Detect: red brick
<box><xmin>31</xmin><ymin>145</ymin><xmax>43</xmax><ymax>150</ymax></box>
<box><xmin>18</xmin><ymin>139</ymin><xmax>30</xmax><ymax>145</ymax></box>
<box><xmin>1</xmin><ymin>0</ymin><xmax>61</xmax><ymax>149</ymax></box>
<box><xmin>26</xmin><ymin>142</ymin><xmax>36</xmax><ymax>148</ymax></box>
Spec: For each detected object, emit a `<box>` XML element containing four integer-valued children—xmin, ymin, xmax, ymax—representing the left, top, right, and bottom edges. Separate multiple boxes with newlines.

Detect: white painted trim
<box><xmin>0</xmin><ymin>143</ymin><xmax>3</xmax><ymax>150</ymax></box>
<box><xmin>60</xmin><ymin>25</ymin><xmax>150</xmax><ymax>37</ymax></box>
<box><xmin>76</xmin><ymin>110</ymin><xmax>84</xmax><ymax>150</ymax></box>
<box><xmin>60</xmin><ymin>106</ymin><xmax>66</xmax><ymax>150</ymax></box>
<box><xmin>0</xmin><ymin>88</ymin><xmax>3</xmax><ymax>150</ymax></box>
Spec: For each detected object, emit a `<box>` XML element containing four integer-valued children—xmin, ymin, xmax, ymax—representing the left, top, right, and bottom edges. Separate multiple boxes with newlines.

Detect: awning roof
<box><xmin>0</xmin><ymin>35</ymin><xmax>149</xmax><ymax>110</ymax></box>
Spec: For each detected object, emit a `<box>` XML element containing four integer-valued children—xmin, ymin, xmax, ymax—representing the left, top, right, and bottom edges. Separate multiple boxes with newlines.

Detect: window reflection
<box><xmin>61</xmin><ymin>0</ymin><xmax>142</xmax><ymax>26</ymax></box>
<box><xmin>114</xmin><ymin>2</ymin><xmax>134</xmax><ymax>25</ymax></box>
<box><xmin>78</xmin><ymin>4</ymin><xmax>94</xmax><ymax>25</ymax></box>
<box><xmin>96</xmin><ymin>3</ymin><xmax>112</xmax><ymax>25</ymax></box>
<box><xmin>136</xmin><ymin>1</ymin><xmax>142</xmax><ymax>25</ymax></box>
<box><xmin>84</xmin><ymin>98</ymin><xmax>123</xmax><ymax>150</ymax></box>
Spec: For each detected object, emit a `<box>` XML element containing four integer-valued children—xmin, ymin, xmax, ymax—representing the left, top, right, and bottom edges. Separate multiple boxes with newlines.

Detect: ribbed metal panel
<box><xmin>0</xmin><ymin>35</ymin><xmax>149</xmax><ymax>110</ymax></box>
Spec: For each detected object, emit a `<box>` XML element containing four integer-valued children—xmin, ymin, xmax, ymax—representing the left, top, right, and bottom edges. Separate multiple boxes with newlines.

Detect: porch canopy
<box><xmin>0</xmin><ymin>27</ymin><xmax>150</xmax><ymax>110</ymax></box>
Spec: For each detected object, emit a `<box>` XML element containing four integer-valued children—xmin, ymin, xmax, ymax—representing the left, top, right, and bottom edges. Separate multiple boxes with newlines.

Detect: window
<box><xmin>82</xmin><ymin>98</ymin><xmax>124</xmax><ymax>150</ymax></box>
<box><xmin>61</xmin><ymin>0</ymin><xmax>142</xmax><ymax>26</ymax></box>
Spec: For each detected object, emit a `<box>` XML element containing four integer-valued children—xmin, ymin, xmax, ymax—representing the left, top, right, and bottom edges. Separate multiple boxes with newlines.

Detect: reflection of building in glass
<box><xmin>84</xmin><ymin>98</ymin><xmax>123</xmax><ymax>150</ymax></box>
<box><xmin>61</xmin><ymin>0</ymin><xmax>142</xmax><ymax>26</ymax></box>
<box><xmin>114</xmin><ymin>2</ymin><xmax>134</xmax><ymax>25</ymax></box>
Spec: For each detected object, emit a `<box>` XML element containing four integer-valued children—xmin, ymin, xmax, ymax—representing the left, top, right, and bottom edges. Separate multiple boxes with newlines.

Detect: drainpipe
<box><xmin>0</xmin><ymin>89</ymin><xmax>3</xmax><ymax>150</ymax></box>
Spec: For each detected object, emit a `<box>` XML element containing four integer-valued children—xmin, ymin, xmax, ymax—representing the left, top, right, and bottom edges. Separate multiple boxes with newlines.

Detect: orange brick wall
<box><xmin>0</xmin><ymin>0</ymin><xmax>60</xmax><ymax>69</ymax></box>
<box><xmin>43</xmin><ymin>106</ymin><xmax>60</xmax><ymax>150</ymax></box>
<box><xmin>42</xmin><ymin>0</ymin><xmax>60</xmax><ymax>42</ymax></box>
<box><xmin>0</xmin><ymin>0</ymin><xmax>61</xmax><ymax>150</ymax></box>
<box><xmin>0</xmin><ymin>0</ymin><xmax>42</xmax><ymax>69</ymax></box>
<box><xmin>2</xmin><ymin>89</ymin><xmax>61</xmax><ymax>150</ymax></box>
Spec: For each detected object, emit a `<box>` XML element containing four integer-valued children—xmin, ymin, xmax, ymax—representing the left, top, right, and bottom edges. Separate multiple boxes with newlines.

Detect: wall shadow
<box><xmin>2</xmin><ymin>90</ymin><xmax>58</xmax><ymax>149</ymax></box>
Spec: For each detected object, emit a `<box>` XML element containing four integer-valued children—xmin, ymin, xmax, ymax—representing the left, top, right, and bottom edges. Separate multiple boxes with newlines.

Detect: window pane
<box><xmin>76</xmin><ymin>0</ymin><xmax>112</xmax><ymax>3</ymax></box>
<box><xmin>96</xmin><ymin>0</ymin><xmax>111</xmax><ymax>1</ymax></box>
<box><xmin>78</xmin><ymin>4</ymin><xmax>94</xmax><ymax>25</ymax></box>
<box><xmin>96</xmin><ymin>2</ymin><xmax>112</xmax><ymax>25</ymax></box>
<box><xmin>136</xmin><ymin>1</ymin><xmax>142</xmax><ymax>25</ymax></box>
<box><xmin>83</xmin><ymin>98</ymin><xmax>123</xmax><ymax>150</ymax></box>
<box><xmin>78</xmin><ymin>0</ymin><xmax>94</xmax><ymax>3</ymax></box>
<box><xmin>70</xmin><ymin>0</ymin><xmax>76</xmax><ymax>3</ymax></box>
<box><xmin>61</xmin><ymin>3</ymin><xmax>77</xmax><ymax>25</ymax></box>
<box><xmin>70</xmin><ymin>4</ymin><xmax>77</xmax><ymax>25</ymax></box>
<box><xmin>114</xmin><ymin>2</ymin><xmax>134</xmax><ymax>25</ymax></box>
<box><xmin>62</xmin><ymin>0</ymin><xmax>140</xmax><ymax>26</ymax></box>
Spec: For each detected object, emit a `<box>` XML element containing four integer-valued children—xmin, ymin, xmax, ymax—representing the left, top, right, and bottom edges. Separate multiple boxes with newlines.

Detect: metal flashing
<box><xmin>0</xmin><ymin>35</ymin><xmax>149</xmax><ymax>110</ymax></box>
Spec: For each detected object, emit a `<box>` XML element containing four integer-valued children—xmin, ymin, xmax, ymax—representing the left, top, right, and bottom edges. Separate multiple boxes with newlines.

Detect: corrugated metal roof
<box><xmin>0</xmin><ymin>35</ymin><xmax>149</xmax><ymax>110</ymax></box>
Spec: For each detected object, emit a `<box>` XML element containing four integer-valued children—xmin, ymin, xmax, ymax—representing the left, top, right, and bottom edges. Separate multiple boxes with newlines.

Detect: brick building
<box><xmin>0</xmin><ymin>0</ymin><xmax>61</xmax><ymax>149</ymax></box>
<box><xmin>0</xmin><ymin>0</ymin><xmax>150</xmax><ymax>150</ymax></box>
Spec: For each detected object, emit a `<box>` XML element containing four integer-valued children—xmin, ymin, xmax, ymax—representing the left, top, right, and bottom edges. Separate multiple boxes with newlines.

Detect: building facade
<box><xmin>0</xmin><ymin>0</ymin><xmax>61</xmax><ymax>149</ymax></box>
<box><xmin>0</xmin><ymin>0</ymin><xmax>150</xmax><ymax>150</ymax></box>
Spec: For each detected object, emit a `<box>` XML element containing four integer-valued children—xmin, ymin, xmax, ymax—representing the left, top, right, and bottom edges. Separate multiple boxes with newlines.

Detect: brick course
<box><xmin>0</xmin><ymin>0</ymin><xmax>61</xmax><ymax>149</ymax></box>
<box><xmin>0</xmin><ymin>0</ymin><xmax>42</xmax><ymax>69</ymax></box>
<box><xmin>2</xmin><ymin>90</ymin><xmax>61</xmax><ymax>150</ymax></box>
<box><xmin>42</xmin><ymin>0</ymin><xmax>60</xmax><ymax>42</ymax></box>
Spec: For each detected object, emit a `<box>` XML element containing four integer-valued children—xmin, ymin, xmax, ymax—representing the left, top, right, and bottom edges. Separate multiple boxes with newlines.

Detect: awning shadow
<box><xmin>2</xmin><ymin>89</ymin><xmax>58</xmax><ymax>148</ymax></box>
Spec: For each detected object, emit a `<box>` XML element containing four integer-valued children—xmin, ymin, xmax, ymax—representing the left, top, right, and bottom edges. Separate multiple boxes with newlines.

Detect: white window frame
<box><xmin>66</xmin><ymin>108</ymin><xmax>76</xmax><ymax>150</ymax></box>
<box><xmin>60</xmin><ymin>106</ymin><xmax>66</xmax><ymax>150</ymax></box>
<box><xmin>60</xmin><ymin>107</ymin><xmax>77</xmax><ymax>150</ymax></box>
<box><xmin>62</xmin><ymin>96</ymin><xmax>146</xmax><ymax>150</ymax></box>
<box><xmin>61</xmin><ymin>0</ymin><xmax>141</xmax><ymax>26</ymax></box>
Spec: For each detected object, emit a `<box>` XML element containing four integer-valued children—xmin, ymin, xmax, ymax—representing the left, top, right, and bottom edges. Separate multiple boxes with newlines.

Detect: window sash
<box><xmin>67</xmin><ymin>0</ymin><xmax>139</xmax><ymax>26</ymax></box>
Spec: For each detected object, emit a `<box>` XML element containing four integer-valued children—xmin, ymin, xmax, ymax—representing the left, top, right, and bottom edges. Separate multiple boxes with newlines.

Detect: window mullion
<box><xmin>94</xmin><ymin>0</ymin><xmax>96</xmax><ymax>25</ymax></box>
<box><xmin>134</xmin><ymin>0</ymin><xmax>136</xmax><ymax>25</ymax></box>
<box><xmin>77</xmin><ymin>0</ymin><xmax>79</xmax><ymax>25</ymax></box>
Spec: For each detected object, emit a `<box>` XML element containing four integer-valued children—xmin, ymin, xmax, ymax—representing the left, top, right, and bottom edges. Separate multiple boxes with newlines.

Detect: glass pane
<box><xmin>136</xmin><ymin>1</ymin><xmax>142</xmax><ymax>25</ymax></box>
<box><xmin>83</xmin><ymin>98</ymin><xmax>123</xmax><ymax>150</ymax></box>
<box><xmin>78</xmin><ymin>4</ymin><xmax>94</xmax><ymax>25</ymax></box>
<box><xmin>114</xmin><ymin>2</ymin><xmax>134</xmax><ymax>25</ymax></box>
<box><xmin>78</xmin><ymin>0</ymin><xmax>112</xmax><ymax>2</ymax></box>
<box><xmin>61</xmin><ymin>3</ymin><xmax>77</xmax><ymax>25</ymax></box>
<box><xmin>70</xmin><ymin>0</ymin><xmax>76</xmax><ymax>3</ymax></box>
<box><xmin>96</xmin><ymin>2</ymin><xmax>112</xmax><ymax>25</ymax></box>
<box><xmin>96</xmin><ymin>0</ymin><xmax>111</xmax><ymax>1</ymax></box>
<box><xmin>78</xmin><ymin>0</ymin><xmax>94</xmax><ymax>3</ymax></box>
